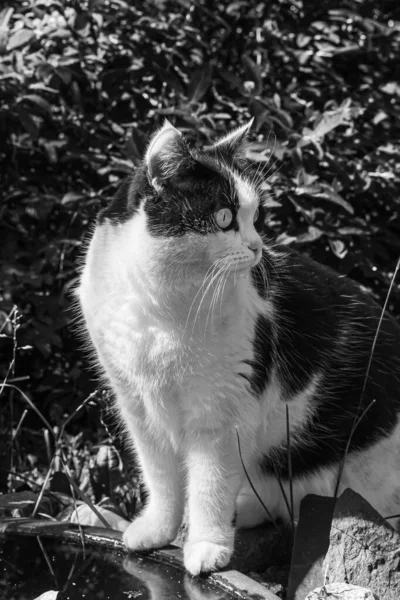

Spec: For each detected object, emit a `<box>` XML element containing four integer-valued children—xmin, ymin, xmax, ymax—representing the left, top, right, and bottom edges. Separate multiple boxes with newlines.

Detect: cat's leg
<box><xmin>118</xmin><ymin>400</ymin><xmax>184</xmax><ymax>551</ymax></box>
<box><xmin>183</xmin><ymin>429</ymin><xmax>249</xmax><ymax>575</ymax></box>
<box><xmin>235</xmin><ymin>468</ymin><xmax>284</xmax><ymax>528</ymax></box>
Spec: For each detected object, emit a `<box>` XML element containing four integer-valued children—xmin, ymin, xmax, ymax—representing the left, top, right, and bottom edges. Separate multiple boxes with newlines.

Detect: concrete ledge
<box><xmin>0</xmin><ymin>518</ymin><xmax>282</xmax><ymax>599</ymax></box>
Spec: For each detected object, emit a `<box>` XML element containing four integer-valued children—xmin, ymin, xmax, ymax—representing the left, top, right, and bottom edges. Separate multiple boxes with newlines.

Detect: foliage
<box><xmin>0</xmin><ymin>0</ymin><xmax>399</xmax><ymax>505</ymax></box>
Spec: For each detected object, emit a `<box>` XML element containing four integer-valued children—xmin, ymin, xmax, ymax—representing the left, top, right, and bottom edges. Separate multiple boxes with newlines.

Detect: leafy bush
<box><xmin>0</xmin><ymin>0</ymin><xmax>399</xmax><ymax>495</ymax></box>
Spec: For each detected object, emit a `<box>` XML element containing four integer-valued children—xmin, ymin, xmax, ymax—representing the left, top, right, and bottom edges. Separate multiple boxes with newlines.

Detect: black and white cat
<box><xmin>77</xmin><ymin>120</ymin><xmax>400</xmax><ymax>575</ymax></box>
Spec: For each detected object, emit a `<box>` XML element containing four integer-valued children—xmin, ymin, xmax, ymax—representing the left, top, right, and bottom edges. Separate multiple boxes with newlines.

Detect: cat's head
<box><xmin>99</xmin><ymin>120</ymin><xmax>266</xmax><ymax>286</ymax></box>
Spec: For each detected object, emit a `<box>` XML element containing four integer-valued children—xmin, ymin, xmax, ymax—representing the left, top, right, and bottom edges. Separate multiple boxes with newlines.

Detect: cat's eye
<box><xmin>214</xmin><ymin>208</ymin><xmax>233</xmax><ymax>229</ymax></box>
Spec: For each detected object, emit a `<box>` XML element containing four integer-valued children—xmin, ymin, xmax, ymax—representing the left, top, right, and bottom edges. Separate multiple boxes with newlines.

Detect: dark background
<box><xmin>1</xmin><ymin>0</ymin><xmax>399</xmax><ymax>511</ymax></box>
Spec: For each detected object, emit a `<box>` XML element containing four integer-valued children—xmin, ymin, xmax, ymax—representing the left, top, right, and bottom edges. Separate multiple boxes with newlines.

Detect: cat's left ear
<box><xmin>146</xmin><ymin>120</ymin><xmax>189</xmax><ymax>189</ymax></box>
<box><xmin>208</xmin><ymin>118</ymin><xmax>254</xmax><ymax>158</ymax></box>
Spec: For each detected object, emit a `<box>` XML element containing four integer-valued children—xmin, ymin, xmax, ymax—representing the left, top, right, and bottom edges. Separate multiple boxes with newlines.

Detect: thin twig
<box><xmin>272</xmin><ymin>463</ymin><xmax>293</xmax><ymax>523</ymax></box>
<box><xmin>37</xmin><ymin>536</ymin><xmax>58</xmax><ymax>585</ymax></box>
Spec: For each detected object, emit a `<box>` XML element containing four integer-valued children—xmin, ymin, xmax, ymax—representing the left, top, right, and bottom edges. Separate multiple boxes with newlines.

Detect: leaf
<box><xmin>381</xmin><ymin>82</ymin><xmax>400</xmax><ymax>96</ymax></box>
<box><xmin>187</xmin><ymin>63</ymin><xmax>213</xmax><ymax>103</ymax></box>
<box><xmin>61</xmin><ymin>192</ymin><xmax>85</xmax><ymax>205</ymax></box>
<box><xmin>241</xmin><ymin>54</ymin><xmax>263</xmax><ymax>95</ymax></box>
<box><xmin>295</xmin><ymin>184</ymin><xmax>322</xmax><ymax>196</ymax></box>
<box><xmin>0</xmin><ymin>7</ymin><xmax>13</xmax><ymax>52</ymax></box>
<box><xmin>296</xmin><ymin>33</ymin><xmax>311</xmax><ymax>48</ymax></box>
<box><xmin>0</xmin><ymin>491</ymin><xmax>53</xmax><ymax>517</ymax></box>
<box><xmin>153</xmin><ymin>64</ymin><xmax>184</xmax><ymax>94</ymax></box>
<box><xmin>294</xmin><ymin>168</ymin><xmax>319</xmax><ymax>187</ymax></box>
<box><xmin>7</xmin><ymin>29</ymin><xmax>35</xmax><ymax>51</ymax></box>
<box><xmin>0</xmin><ymin>491</ymin><xmax>38</xmax><ymax>510</ymax></box>
<box><xmin>337</xmin><ymin>226</ymin><xmax>365</xmax><ymax>236</ymax></box>
<box><xmin>218</xmin><ymin>67</ymin><xmax>242</xmax><ymax>88</ymax></box>
<box><xmin>299</xmin><ymin>101</ymin><xmax>353</xmax><ymax>146</ymax></box>
<box><xmin>296</xmin><ymin>226</ymin><xmax>324</xmax><ymax>244</ymax></box>
<box><xmin>74</xmin><ymin>12</ymin><xmax>91</xmax><ymax>33</ymax></box>
<box><xmin>314</xmin><ymin>185</ymin><xmax>354</xmax><ymax>214</ymax></box>
<box><xmin>295</xmin><ymin>182</ymin><xmax>354</xmax><ymax>214</ymax></box>
<box><xmin>0</xmin><ymin>7</ymin><xmax>14</xmax><ymax>30</ymax></box>
<box><xmin>19</xmin><ymin>94</ymin><xmax>52</xmax><ymax>115</ymax></box>
<box><xmin>123</xmin><ymin>136</ymin><xmax>141</xmax><ymax>164</ymax></box>
<box><xmin>329</xmin><ymin>239</ymin><xmax>348</xmax><ymax>259</ymax></box>
<box><xmin>33</xmin><ymin>591</ymin><xmax>58</xmax><ymax>600</ymax></box>
<box><xmin>248</xmin><ymin>98</ymin><xmax>268</xmax><ymax>130</ymax></box>
<box><xmin>15</xmin><ymin>106</ymin><xmax>39</xmax><ymax>139</ymax></box>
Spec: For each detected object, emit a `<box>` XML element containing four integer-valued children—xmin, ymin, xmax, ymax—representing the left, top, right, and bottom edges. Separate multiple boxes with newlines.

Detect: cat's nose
<box><xmin>247</xmin><ymin>240</ymin><xmax>262</xmax><ymax>254</ymax></box>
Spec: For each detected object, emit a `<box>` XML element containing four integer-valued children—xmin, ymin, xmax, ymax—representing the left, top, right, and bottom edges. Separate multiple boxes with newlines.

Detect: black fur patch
<box><xmin>260</xmin><ymin>247</ymin><xmax>400</xmax><ymax>478</ymax></box>
<box><xmin>145</xmin><ymin>161</ymin><xmax>241</xmax><ymax>237</ymax></box>
<box><xmin>97</xmin><ymin>148</ymin><xmax>259</xmax><ymax>236</ymax></box>
<box><xmin>231</xmin><ymin>511</ymin><xmax>237</xmax><ymax>527</ymax></box>
<box><xmin>250</xmin><ymin>247</ymin><xmax>278</xmax><ymax>300</ymax></box>
<box><xmin>241</xmin><ymin>315</ymin><xmax>274</xmax><ymax>397</ymax></box>
<box><xmin>97</xmin><ymin>173</ymin><xmax>144</xmax><ymax>225</ymax></box>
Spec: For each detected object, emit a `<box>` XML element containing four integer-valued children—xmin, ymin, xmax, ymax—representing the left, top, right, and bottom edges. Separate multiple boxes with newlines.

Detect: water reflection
<box><xmin>0</xmin><ymin>536</ymin><xmax>235</xmax><ymax>600</ymax></box>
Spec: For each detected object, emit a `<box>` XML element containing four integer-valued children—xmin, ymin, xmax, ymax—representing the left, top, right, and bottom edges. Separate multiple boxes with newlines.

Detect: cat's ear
<box><xmin>145</xmin><ymin>120</ymin><xmax>189</xmax><ymax>189</ymax></box>
<box><xmin>209</xmin><ymin>118</ymin><xmax>254</xmax><ymax>158</ymax></box>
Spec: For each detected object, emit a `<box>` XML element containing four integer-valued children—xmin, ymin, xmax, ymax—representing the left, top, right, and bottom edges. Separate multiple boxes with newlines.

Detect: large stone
<box><xmin>305</xmin><ymin>582</ymin><xmax>377</xmax><ymax>599</ymax></box>
<box><xmin>323</xmin><ymin>488</ymin><xmax>400</xmax><ymax>600</ymax></box>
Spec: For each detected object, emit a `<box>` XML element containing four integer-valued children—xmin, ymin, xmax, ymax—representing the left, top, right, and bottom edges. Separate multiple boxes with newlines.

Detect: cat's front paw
<box><xmin>183</xmin><ymin>540</ymin><xmax>233</xmax><ymax>575</ymax></box>
<box><xmin>123</xmin><ymin>510</ymin><xmax>179</xmax><ymax>552</ymax></box>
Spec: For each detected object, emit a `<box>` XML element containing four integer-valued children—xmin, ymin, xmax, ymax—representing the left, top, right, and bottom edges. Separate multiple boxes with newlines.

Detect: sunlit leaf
<box><xmin>7</xmin><ymin>28</ymin><xmax>35</xmax><ymax>50</ymax></box>
<box><xmin>329</xmin><ymin>239</ymin><xmax>348</xmax><ymax>259</ymax></box>
<box><xmin>33</xmin><ymin>591</ymin><xmax>58</xmax><ymax>600</ymax></box>
<box><xmin>296</xmin><ymin>226</ymin><xmax>324</xmax><ymax>244</ymax></box>
<box><xmin>299</xmin><ymin>100</ymin><xmax>354</xmax><ymax>146</ymax></box>
<box><xmin>61</xmin><ymin>192</ymin><xmax>85</xmax><ymax>205</ymax></box>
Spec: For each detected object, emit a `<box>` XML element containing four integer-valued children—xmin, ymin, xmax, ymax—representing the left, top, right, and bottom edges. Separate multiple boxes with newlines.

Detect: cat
<box><xmin>77</xmin><ymin>119</ymin><xmax>400</xmax><ymax>576</ymax></box>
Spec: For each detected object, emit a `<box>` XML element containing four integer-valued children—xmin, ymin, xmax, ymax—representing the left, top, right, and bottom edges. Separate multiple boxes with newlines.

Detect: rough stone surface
<box><xmin>323</xmin><ymin>488</ymin><xmax>400</xmax><ymax>600</ymax></box>
<box><xmin>248</xmin><ymin>565</ymin><xmax>290</xmax><ymax>598</ymax></box>
<box><xmin>286</xmin><ymin>494</ymin><xmax>335</xmax><ymax>600</ymax></box>
<box><xmin>305</xmin><ymin>582</ymin><xmax>377</xmax><ymax>599</ymax></box>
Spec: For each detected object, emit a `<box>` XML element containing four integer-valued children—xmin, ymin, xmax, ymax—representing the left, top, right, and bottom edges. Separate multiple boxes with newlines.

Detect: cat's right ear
<box><xmin>208</xmin><ymin>118</ymin><xmax>254</xmax><ymax>159</ymax></box>
<box><xmin>146</xmin><ymin>120</ymin><xmax>187</xmax><ymax>190</ymax></box>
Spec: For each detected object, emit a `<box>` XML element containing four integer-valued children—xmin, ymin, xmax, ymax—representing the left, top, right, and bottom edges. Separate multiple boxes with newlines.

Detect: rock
<box><xmin>286</xmin><ymin>494</ymin><xmax>335</xmax><ymax>600</ymax></box>
<box><xmin>305</xmin><ymin>582</ymin><xmax>377</xmax><ymax>599</ymax></box>
<box><xmin>323</xmin><ymin>488</ymin><xmax>400</xmax><ymax>600</ymax></box>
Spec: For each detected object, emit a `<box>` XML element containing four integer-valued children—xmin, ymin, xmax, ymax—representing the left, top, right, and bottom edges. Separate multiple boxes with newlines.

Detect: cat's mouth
<box><xmin>226</xmin><ymin>253</ymin><xmax>261</xmax><ymax>272</ymax></box>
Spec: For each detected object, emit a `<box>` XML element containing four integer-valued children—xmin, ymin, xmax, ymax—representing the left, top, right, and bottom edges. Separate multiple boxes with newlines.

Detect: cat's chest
<box><xmin>98</xmin><ymin>300</ymin><xmax>182</xmax><ymax>385</ymax></box>
<box><xmin>97</xmin><ymin>296</ymin><xmax>254</xmax><ymax>392</ymax></box>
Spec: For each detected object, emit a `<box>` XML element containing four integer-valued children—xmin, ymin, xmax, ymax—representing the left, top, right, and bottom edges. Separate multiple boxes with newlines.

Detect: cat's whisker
<box><xmin>205</xmin><ymin>264</ymin><xmax>226</xmax><ymax>334</ymax></box>
<box><xmin>183</xmin><ymin>258</ymin><xmax>225</xmax><ymax>337</ymax></box>
<box><xmin>211</xmin><ymin>262</ymin><xmax>231</xmax><ymax>330</ymax></box>
<box><xmin>191</xmin><ymin>261</ymin><xmax>228</xmax><ymax>337</ymax></box>
<box><xmin>218</xmin><ymin>264</ymin><xmax>231</xmax><ymax>320</ymax></box>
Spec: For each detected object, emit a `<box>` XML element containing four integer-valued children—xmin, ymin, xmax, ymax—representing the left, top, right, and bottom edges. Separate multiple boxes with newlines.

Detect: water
<box><xmin>0</xmin><ymin>535</ymin><xmax>239</xmax><ymax>600</ymax></box>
